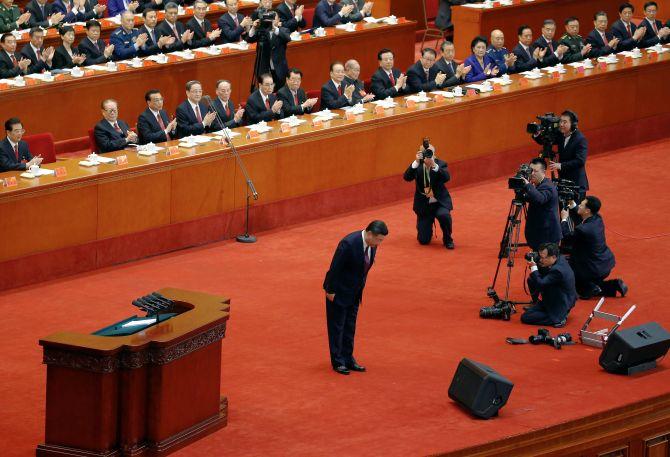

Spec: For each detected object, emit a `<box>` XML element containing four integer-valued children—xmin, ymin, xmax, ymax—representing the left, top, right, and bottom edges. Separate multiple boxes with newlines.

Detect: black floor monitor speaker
<box><xmin>448</xmin><ymin>358</ymin><xmax>514</xmax><ymax>419</ymax></box>
<box><xmin>599</xmin><ymin>322</ymin><xmax>670</xmax><ymax>375</ymax></box>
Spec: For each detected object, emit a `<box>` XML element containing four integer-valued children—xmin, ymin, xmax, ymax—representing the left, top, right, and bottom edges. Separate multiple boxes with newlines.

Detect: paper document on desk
<box><xmin>520</xmin><ymin>70</ymin><xmax>543</xmax><ymax>79</ymax></box>
<box><xmin>430</xmin><ymin>90</ymin><xmax>455</xmax><ymax>98</ymax></box>
<box><xmin>106</xmin><ymin>15</ymin><xmax>122</xmax><ymax>24</ymax></box>
<box><xmin>618</xmin><ymin>50</ymin><xmax>643</xmax><ymax>59</ymax></box>
<box><xmin>541</xmin><ymin>65</ymin><xmax>567</xmax><ymax>73</ymax></box>
<box><xmin>25</xmin><ymin>73</ymin><xmax>55</xmax><ymax>82</ymax></box>
<box><xmin>246</xmin><ymin>122</ymin><xmax>273</xmax><ymax>133</ymax></box>
<box><xmin>646</xmin><ymin>44</ymin><xmax>669</xmax><ymax>54</ymax></box>
<box><xmin>196</xmin><ymin>46</ymin><xmax>222</xmax><ymax>55</ymax></box>
<box><xmin>372</xmin><ymin>99</ymin><xmax>397</xmax><ymax>108</ymax></box>
<box><xmin>364</xmin><ymin>16</ymin><xmax>386</xmax><ymax>23</ymax></box>
<box><xmin>405</xmin><ymin>93</ymin><xmax>431</xmax><ymax>103</ymax></box>
<box><xmin>181</xmin><ymin>135</ymin><xmax>214</xmax><ymax>144</ymax></box>
<box><xmin>489</xmin><ymin>76</ymin><xmax>513</xmax><ymax>85</ymax></box>
<box><xmin>1</xmin><ymin>77</ymin><xmax>26</xmax><ymax>87</ymax></box>
<box><xmin>86</xmin><ymin>64</ymin><xmax>118</xmax><ymax>72</ymax></box>
<box><xmin>465</xmin><ymin>83</ymin><xmax>493</xmax><ymax>92</ymax></box>
<box><xmin>462</xmin><ymin>3</ymin><xmax>491</xmax><ymax>8</ymax></box>
<box><xmin>211</xmin><ymin>129</ymin><xmax>241</xmax><ymax>138</ymax></box>
<box><xmin>335</xmin><ymin>23</ymin><xmax>357</xmax><ymax>32</ymax></box>
<box><xmin>171</xmin><ymin>51</ymin><xmax>195</xmax><ymax>60</ymax></box>
<box><xmin>20</xmin><ymin>168</ymin><xmax>55</xmax><ymax>178</ymax></box>
<box><xmin>221</xmin><ymin>41</ymin><xmax>249</xmax><ymax>51</ymax></box>
<box><xmin>343</xmin><ymin>104</ymin><xmax>368</xmax><ymax>114</ymax></box>
<box><xmin>282</xmin><ymin>115</ymin><xmax>307</xmax><ymax>127</ymax></box>
<box><xmin>309</xmin><ymin>109</ymin><xmax>338</xmax><ymax>120</ymax></box>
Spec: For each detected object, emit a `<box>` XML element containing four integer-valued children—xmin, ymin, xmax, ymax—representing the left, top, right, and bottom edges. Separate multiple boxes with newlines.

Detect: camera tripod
<box><xmin>486</xmin><ymin>195</ymin><xmax>533</xmax><ymax>313</ymax></box>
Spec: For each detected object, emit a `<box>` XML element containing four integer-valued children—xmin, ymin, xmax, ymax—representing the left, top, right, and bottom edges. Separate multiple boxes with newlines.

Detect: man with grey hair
<box><xmin>433</xmin><ymin>41</ymin><xmax>471</xmax><ymax>86</ymax></box>
<box><xmin>343</xmin><ymin>59</ymin><xmax>375</xmax><ymax>104</ymax></box>
<box><xmin>94</xmin><ymin>99</ymin><xmax>138</xmax><ymax>153</ymax></box>
<box><xmin>110</xmin><ymin>10</ymin><xmax>148</xmax><ymax>59</ymax></box>
<box><xmin>156</xmin><ymin>2</ymin><xmax>194</xmax><ymax>52</ymax></box>
<box><xmin>176</xmin><ymin>80</ymin><xmax>218</xmax><ymax>137</ymax></box>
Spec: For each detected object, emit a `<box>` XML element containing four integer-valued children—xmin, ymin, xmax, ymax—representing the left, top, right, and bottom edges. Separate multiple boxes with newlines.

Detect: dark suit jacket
<box><xmin>245</xmin><ymin>90</ymin><xmax>281</xmax><ymax>124</ymax></box>
<box><xmin>52</xmin><ymin>45</ymin><xmax>80</xmax><ymax>69</ymax></box>
<box><xmin>0</xmin><ymin>51</ymin><xmax>25</xmax><ymax>78</ymax></box>
<box><xmin>277</xmin><ymin>85</ymin><xmax>312</xmax><ymax>117</ymax></box>
<box><xmin>611</xmin><ymin>19</ymin><xmax>641</xmax><ymax>51</ymax></box>
<box><xmin>639</xmin><ymin>17</ymin><xmax>665</xmax><ymax>48</ymax></box>
<box><xmin>217</xmin><ymin>12</ymin><xmax>247</xmax><ymax>43</ymax></box>
<box><xmin>26</xmin><ymin>0</ymin><xmax>57</xmax><ymax>28</ymax></box>
<box><xmin>320</xmin><ymin>79</ymin><xmax>354</xmax><ymax>109</ymax></box>
<box><xmin>0</xmin><ymin>138</ymin><xmax>32</xmax><ymax>172</ymax></box>
<box><xmin>211</xmin><ymin>97</ymin><xmax>242</xmax><ymax>130</ymax></box>
<box><xmin>512</xmin><ymin>43</ymin><xmax>538</xmax><ymax>72</ymax></box>
<box><xmin>556</xmin><ymin>129</ymin><xmax>588</xmax><ymax>191</ymax></box>
<box><xmin>406</xmin><ymin>60</ymin><xmax>444</xmax><ymax>93</ymax></box>
<box><xmin>523</xmin><ymin>178</ymin><xmax>562</xmax><ymax>250</ymax></box>
<box><xmin>276</xmin><ymin>1</ymin><xmax>306</xmax><ymax>32</ymax></box>
<box><xmin>78</xmin><ymin>37</ymin><xmax>110</xmax><ymax>65</ymax></box>
<box><xmin>432</xmin><ymin>57</ymin><xmax>461</xmax><ymax>87</ymax></box>
<box><xmin>176</xmin><ymin>100</ymin><xmax>214</xmax><ymax>137</ymax></box>
<box><xmin>19</xmin><ymin>44</ymin><xmax>50</xmax><ymax>74</ymax></box>
<box><xmin>343</xmin><ymin>75</ymin><xmax>368</xmax><ymax>103</ymax></box>
<box><xmin>137</xmin><ymin>25</ymin><xmax>162</xmax><ymax>57</ymax></box>
<box><xmin>313</xmin><ymin>0</ymin><xmax>344</xmax><ymax>28</ymax></box>
<box><xmin>247</xmin><ymin>26</ymin><xmax>291</xmax><ymax>84</ymax></box>
<box><xmin>156</xmin><ymin>20</ymin><xmax>188</xmax><ymax>52</ymax></box>
<box><xmin>531</xmin><ymin>36</ymin><xmax>561</xmax><ymax>67</ymax></box>
<box><xmin>528</xmin><ymin>255</ymin><xmax>577</xmax><ymax>323</ymax></box>
<box><xmin>561</xmin><ymin>213</ymin><xmax>615</xmax><ymax>281</ymax></box>
<box><xmin>137</xmin><ymin>107</ymin><xmax>175</xmax><ymax>144</ymax></box>
<box><xmin>53</xmin><ymin>0</ymin><xmax>100</xmax><ymax>22</ymax></box>
<box><xmin>323</xmin><ymin>230</ymin><xmax>377</xmax><ymax>306</ymax></box>
<box><xmin>403</xmin><ymin>157</ymin><xmax>453</xmax><ymax>214</ymax></box>
<box><xmin>94</xmin><ymin>119</ymin><xmax>130</xmax><ymax>153</ymax></box>
<box><xmin>586</xmin><ymin>29</ymin><xmax>616</xmax><ymax>57</ymax></box>
<box><xmin>340</xmin><ymin>0</ymin><xmax>368</xmax><ymax>22</ymax></box>
<box><xmin>186</xmin><ymin>17</ymin><xmax>215</xmax><ymax>49</ymax></box>
<box><xmin>370</xmin><ymin>67</ymin><xmax>405</xmax><ymax>99</ymax></box>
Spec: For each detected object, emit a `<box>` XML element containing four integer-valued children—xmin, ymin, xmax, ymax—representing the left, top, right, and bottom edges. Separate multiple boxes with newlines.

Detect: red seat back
<box><xmin>88</xmin><ymin>128</ymin><xmax>98</xmax><ymax>154</ymax></box>
<box><xmin>97</xmin><ymin>0</ymin><xmax>109</xmax><ymax>17</ymax></box>
<box><xmin>425</xmin><ymin>0</ymin><xmax>439</xmax><ymax>19</ymax></box>
<box><xmin>23</xmin><ymin>132</ymin><xmax>56</xmax><ymax>164</ymax></box>
<box><xmin>306</xmin><ymin>89</ymin><xmax>320</xmax><ymax>112</ymax></box>
<box><xmin>303</xmin><ymin>7</ymin><xmax>315</xmax><ymax>28</ymax></box>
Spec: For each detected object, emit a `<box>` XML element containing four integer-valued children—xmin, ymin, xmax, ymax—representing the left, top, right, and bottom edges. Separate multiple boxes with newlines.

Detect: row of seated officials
<box><xmin>0</xmin><ymin>0</ymin><xmax>373</xmax><ymax>75</ymax></box>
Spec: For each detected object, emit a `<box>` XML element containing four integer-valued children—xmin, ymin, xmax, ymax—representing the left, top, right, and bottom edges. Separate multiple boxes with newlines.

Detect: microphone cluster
<box><xmin>131</xmin><ymin>292</ymin><xmax>174</xmax><ymax>316</ymax></box>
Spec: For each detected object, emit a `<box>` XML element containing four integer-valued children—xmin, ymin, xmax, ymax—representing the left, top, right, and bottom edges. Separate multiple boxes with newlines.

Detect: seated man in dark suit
<box><xmin>0</xmin><ymin>117</ymin><xmax>42</xmax><ymax>172</ymax></box>
<box><xmin>0</xmin><ymin>33</ymin><xmax>31</xmax><ymax>78</ymax></box>
<box><xmin>276</xmin><ymin>0</ymin><xmax>305</xmax><ymax>33</ymax></box>
<box><xmin>521</xmin><ymin>158</ymin><xmax>562</xmax><ymax>251</ymax></box>
<box><xmin>639</xmin><ymin>1</ymin><xmax>670</xmax><ymax>47</ymax></box>
<box><xmin>245</xmin><ymin>73</ymin><xmax>283</xmax><ymax>124</ymax></box>
<box><xmin>20</xmin><ymin>27</ymin><xmax>55</xmax><ymax>73</ymax></box>
<box><xmin>406</xmin><ymin>48</ymin><xmax>449</xmax><ymax>94</ymax></box>
<box><xmin>26</xmin><ymin>0</ymin><xmax>64</xmax><ymax>28</ymax></box>
<box><xmin>339</xmin><ymin>0</ymin><xmax>373</xmax><ymax>23</ymax></box>
<box><xmin>211</xmin><ymin>79</ymin><xmax>245</xmax><ymax>130</ymax></box>
<box><xmin>370</xmin><ymin>48</ymin><xmax>408</xmax><ymax>99</ymax></box>
<box><xmin>176</xmin><ymin>80</ymin><xmax>218</xmax><ymax>137</ymax></box>
<box><xmin>156</xmin><ymin>2</ymin><xmax>194</xmax><ymax>52</ymax></box>
<box><xmin>513</xmin><ymin>25</ymin><xmax>544</xmax><ymax>72</ymax></box>
<box><xmin>344</xmin><ymin>59</ymin><xmax>375</xmax><ymax>104</ymax></box>
<box><xmin>217</xmin><ymin>0</ymin><xmax>253</xmax><ymax>43</ymax></box>
<box><xmin>561</xmin><ymin>196</ymin><xmax>627</xmax><ymax>299</ymax></box>
<box><xmin>531</xmin><ymin>19</ymin><xmax>569</xmax><ymax>67</ymax></box>
<box><xmin>247</xmin><ymin>13</ymin><xmax>291</xmax><ymax>88</ymax></box>
<box><xmin>277</xmin><ymin>68</ymin><xmax>318</xmax><ymax>117</ymax></box>
<box><xmin>186</xmin><ymin>0</ymin><xmax>221</xmax><ymax>48</ymax></box>
<box><xmin>521</xmin><ymin>242</ymin><xmax>577</xmax><ymax>328</ymax></box>
<box><xmin>138</xmin><ymin>8</ymin><xmax>175</xmax><ymax>56</ymax></box>
<box><xmin>78</xmin><ymin>20</ymin><xmax>114</xmax><ymax>65</ymax></box>
<box><xmin>313</xmin><ymin>0</ymin><xmax>354</xmax><ymax>28</ymax></box>
<box><xmin>94</xmin><ymin>99</ymin><xmax>138</xmax><ymax>153</ymax></box>
<box><xmin>53</xmin><ymin>0</ymin><xmax>106</xmax><ymax>22</ymax></box>
<box><xmin>611</xmin><ymin>3</ymin><xmax>647</xmax><ymax>51</ymax></box>
<box><xmin>586</xmin><ymin>11</ymin><xmax>620</xmax><ymax>57</ymax></box>
<box><xmin>137</xmin><ymin>89</ymin><xmax>177</xmax><ymax>144</ymax></box>
<box><xmin>433</xmin><ymin>40</ymin><xmax>471</xmax><ymax>87</ymax></box>
<box><xmin>321</xmin><ymin>61</ymin><xmax>356</xmax><ymax>109</ymax></box>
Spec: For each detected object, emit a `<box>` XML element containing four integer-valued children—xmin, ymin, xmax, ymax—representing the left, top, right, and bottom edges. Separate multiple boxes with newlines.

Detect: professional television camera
<box><xmin>508</xmin><ymin>163</ymin><xmax>532</xmax><ymax>192</ymax></box>
<box><xmin>527</xmin><ymin>113</ymin><xmax>560</xmax><ymax>160</ymax></box>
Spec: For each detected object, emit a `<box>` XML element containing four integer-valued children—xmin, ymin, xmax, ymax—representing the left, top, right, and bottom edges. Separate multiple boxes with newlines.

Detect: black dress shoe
<box><xmin>553</xmin><ymin>319</ymin><xmax>567</xmax><ymax>328</ymax></box>
<box><xmin>445</xmin><ymin>241</ymin><xmax>455</xmax><ymax>250</ymax></box>
<box><xmin>617</xmin><ymin>279</ymin><xmax>628</xmax><ymax>297</ymax></box>
<box><xmin>333</xmin><ymin>365</ymin><xmax>350</xmax><ymax>375</ymax></box>
<box><xmin>347</xmin><ymin>363</ymin><xmax>366</xmax><ymax>372</ymax></box>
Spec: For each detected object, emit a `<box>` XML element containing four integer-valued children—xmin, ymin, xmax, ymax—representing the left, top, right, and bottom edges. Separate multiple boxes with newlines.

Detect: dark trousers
<box><xmin>417</xmin><ymin>203</ymin><xmax>452</xmax><ymax>245</ymax></box>
<box><xmin>575</xmin><ymin>273</ymin><xmax>619</xmax><ymax>298</ymax></box>
<box><xmin>521</xmin><ymin>303</ymin><xmax>563</xmax><ymax>326</ymax></box>
<box><xmin>326</xmin><ymin>298</ymin><xmax>359</xmax><ymax>368</ymax></box>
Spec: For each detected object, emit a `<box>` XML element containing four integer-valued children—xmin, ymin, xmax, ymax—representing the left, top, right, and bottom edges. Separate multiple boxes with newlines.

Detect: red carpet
<box><xmin>1</xmin><ymin>139</ymin><xmax>669</xmax><ymax>456</ymax></box>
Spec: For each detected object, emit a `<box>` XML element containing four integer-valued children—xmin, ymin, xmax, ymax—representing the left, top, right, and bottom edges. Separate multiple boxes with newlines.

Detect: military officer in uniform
<box><xmin>0</xmin><ymin>0</ymin><xmax>31</xmax><ymax>34</ymax></box>
<box><xmin>560</xmin><ymin>16</ymin><xmax>592</xmax><ymax>63</ymax></box>
<box><xmin>110</xmin><ymin>10</ymin><xmax>148</xmax><ymax>60</ymax></box>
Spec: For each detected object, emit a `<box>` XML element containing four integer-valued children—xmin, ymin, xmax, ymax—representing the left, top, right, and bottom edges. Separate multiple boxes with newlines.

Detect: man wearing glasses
<box><xmin>244</xmin><ymin>73</ymin><xmax>283</xmax><ymax>124</ymax></box>
<box><xmin>93</xmin><ymin>99</ymin><xmax>138</xmax><ymax>153</ymax></box>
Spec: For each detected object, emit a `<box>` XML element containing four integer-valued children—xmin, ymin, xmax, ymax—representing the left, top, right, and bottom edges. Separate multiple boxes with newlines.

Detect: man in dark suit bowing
<box><xmin>156</xmin><ymin>2</ymin><xmax>194</xmax><ymax>52</ymax></box>
<box><xmin>320</xmin><ymin>61</ymin><xmax>356</xmax><ymax>109</ymax></box>
<box><xmin>20</xmin><ymin>27</ymin><xmax>55</xmax><ymax>73</ymax></box>
<box><xmin>186</xmin><ymin>0</ymin><xmax>221</xmax><ymax>48</ymax></box>
<box><xmin>277</xmin><ymin>68</ymin><xmax>318</xmax><ymax>117</ymax></box>
<box><xmin>78</xmin><ymin>20</ymin><xmax>114</xmax><ymax>65</ymax></box>
<box><xmin>611</xmin><ymin>3</ymin><xmax>647</xmax><ymax>51</ymax></box>
<box><xmin>210</xmin><ymin>79</ymin><xmax>245</xmax><ymax>130</ymax></box>
<box><xmin>276</xmin><ymin>0</ymin><xmax>305</xmax><ymax>33</ymax></box>
<box><xmin>370</xmin><ymin>48</ymin><xmax>408</xmax><ymax>100</ymax></box>
<box><xmin>137</xmin><ymin>89</ymin><xmax>177</xmax><ymax>144</ymax></box>
<box><xmin>94</xmin><ymin>99</ymin><xmax>138</xmax><ymax>153</ymax></box>
<box><xmin>218</xmin><ymin>0</ymin><xmax>253</xmax><ymax>43</ymax></box>
<box><xmin>323</xmin><ymin>220</ymin><xmax>388</xmax><ymax>375</ymax></box>
<box><xmin>586</xmin><ymin>12</ymin><xmax>620</xmax><ymax>57</ymax></box>
<box><xmin>245</xmin><ymin>73</ymin><xmax>283</xmax><ymax>124</ymax></box>
<box><xmin>176</xmin><ymin>80</ymin><xmax>218</xmax><ymax>137</ymax></box>
<box><xmin>521</xmin><ymin>158</ymin><xmax>562</xmax><ymax>251</ymax></box>
<box><xmin>433</xmin><ymin>41</ymin><xmax>471</xmax><ymax>87</ymax></box>
<box><xmin>403</xmin><ymin>141</ymin><xmax>454</xmax><ymax>249</ymax></box>
<box><xmin>0</xmin><ymin>117</ymin><xmax>42</xmax><ymax>172</ymax></box>
<box><xmin>406</xmin><ymin>48</ymin><xmax>449</xmax><ymax>94</ymax></box>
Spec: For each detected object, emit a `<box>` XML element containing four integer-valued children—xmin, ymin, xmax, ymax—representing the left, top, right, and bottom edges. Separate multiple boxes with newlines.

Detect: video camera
<box><xmin>508</xmin><ymin>163</ymin><xmax>532</xmax><ymax>191</ymax></box>
<box><xmin>419</xmin><ymin>137</ymin><xmax>433</xmax><ymax>161</ymax></box>
<box><xmin>527</xmin><ymin>113</ymin><xmax>560</xmax><ymax>160</ymax></box>
<box><xmin>258</xmin><ymin>10</ymin><xmax>277</xmax><ymax>30</ymax></box>
<box><xmin>556</xmin><ymin>179</ymin><xmax>580</xmax><ymax>209</ymax></box>
<box><xmin>529</xmin><ymin>328</ymin><xmax>572</xmax><ymax>349</ymax></box>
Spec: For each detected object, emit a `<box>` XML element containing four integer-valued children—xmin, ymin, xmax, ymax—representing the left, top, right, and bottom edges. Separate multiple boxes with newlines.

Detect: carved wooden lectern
<box><xmin>37</xmin><ymin>288</ymin><xmax>230</xmax><ymax>456</ymax></box>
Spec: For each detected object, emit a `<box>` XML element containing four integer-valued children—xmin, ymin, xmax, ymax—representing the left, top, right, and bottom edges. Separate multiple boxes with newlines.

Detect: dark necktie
<box><xmin>265</xmin><ymin>97</ymin><xmax>270</xmax><ymax>110</ymax></box>
<box><xmin>650</xmin><ymin>19</ymin><xmax>658</xmax><ymax>35</ymax></box>
<box><xmin>388</xmin><ymin>71</ymin><xmax>395</xmax><ymax>85</ymax></box>
<box><xmin>234</xmin><ymin>15</ymin><xmax>239</xmax><ymax>28</ymax></box>
<box><xmin>36</xmin><ymin>48</ymin><xmax>42</xmax><ymax>60</ymax></box>
<box><xmin>425</xmin><ymin>69</ymin><xmax>429</xmax><ymax>81</ymax></box>
<box><xmin>293</xmin><ymin>91</ymin><xmax>299</xmax><ymax>105</ymax></box>
<box><xmin>13</xmin><ymin>144</ymin><xmax>19</xmax><ymax>160</ymax></box>
<box><xmin>114</xmin><ymin>122</ymin><xmax>122</xmax><ymax>133</ymax></box>
<box><xmin>600</xmin><ymin>32</ymin><xmax>607</xmax><ymax>45</ymax></box>
<box><xmin>626</xmin><ymin>22</ymin><xmax>632</xmax><ymax>37</ymax></box>
<box><xmin>337</xmin><ymin>85</ymin><xmax>342</xmax><ymax>96</ymax></box>
<box><xmin>156</xmin><ymin>113</ymin><xmax>170</xmax><ymax>140</ymax></box>
<box><xmin>547</xmin><ymin>40</ymin><xmax>554</xmax><ymax>53</ymax></box>
<box><xmin>10</xmin><ymin>54</ymin><xmax>17</xmax><ymax>67</ymax></box>
<box><xmin>224</xmin><ymin>101</ymin><xmax>230</xmax><ymax>117</ymax></box>
<box><xmin>149</xmin><ymin>29</ymin><xmax>156</xmax><ymax>45</ymax></box>
<box><xmin>195</xmin><ymin>105</ymin><xmax>202</xmax><ymax>123</ymax></box>
<box><xmin>364</xmin><ymin>247</ymin><xmax>371</xmax><ymax>274</ymax></box>
<box><xmin>172</xmin><ymin>24</ymin><xmax>180</xmax><ymax>40</ymax></box>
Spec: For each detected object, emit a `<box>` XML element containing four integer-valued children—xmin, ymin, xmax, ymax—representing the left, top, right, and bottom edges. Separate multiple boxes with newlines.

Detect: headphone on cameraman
<box><xmin>562</xmin><ymin>110</ymin><xmax>579</xmax><ymax>132</ymax></box>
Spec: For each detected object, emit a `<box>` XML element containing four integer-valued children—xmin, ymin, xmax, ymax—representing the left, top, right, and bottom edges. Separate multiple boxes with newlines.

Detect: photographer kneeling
<box><xmin>522</xmin><ymin>158</ymin><xmax>562</xmax><ymax>251</ymax></box>
<box><xmin>561</xmin><ymin>196</ymin><xmax>628</xmax><ymax>299</ymax></box>
<box><xmin>521</xmin><ymin>242</ymin><xmax>577</xmax><ymax>328</ymax></box>
<box><xmin>403</xmin><ymin>140</ymin><xmax>454</xmax><ymax>249</ymax></box>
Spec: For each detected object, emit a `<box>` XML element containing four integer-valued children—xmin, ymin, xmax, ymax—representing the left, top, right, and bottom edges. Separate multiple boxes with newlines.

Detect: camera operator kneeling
<box><xmin>560</xmin><ymin>196</ymin><xmax>628</xmax><ymax>299</ymax></box>
<box><xmin>521</xmin><ymin>242</ymin><xmax>577</xmax><ymax>328</ymax></box>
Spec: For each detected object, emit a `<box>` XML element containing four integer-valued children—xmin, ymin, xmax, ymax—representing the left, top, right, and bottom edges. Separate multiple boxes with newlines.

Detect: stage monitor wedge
<box><xmin>599</xmin><ymin>322</ymin><xmax>670</xmax><ymax>375</ymax></box>
<box><xmin>448</xmin><ymin>358</ymin><xmax>514</xmax><ymax>419</ymax></box>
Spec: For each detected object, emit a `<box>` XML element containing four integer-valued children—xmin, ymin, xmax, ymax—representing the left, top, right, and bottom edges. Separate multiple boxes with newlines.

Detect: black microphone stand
<box><xmin>202</xmin><ymin>95</ymin><xmax>259</xmax><ymax>243</ymax></box>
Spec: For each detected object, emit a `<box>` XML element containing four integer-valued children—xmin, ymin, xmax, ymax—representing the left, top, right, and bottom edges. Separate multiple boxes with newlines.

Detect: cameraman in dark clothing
<box><xmin>403</xmin><ymin>141</ymin><xmax>454</xmax><ymax>249</ymax></box>
<box><xmin>521</xmin><ymin>158</ymin><xmax>562</xmax><ymax>251</ymax></box>
<box><xmin>561</xmin><ymin>196</ymin><xmax>628</xmax><ymax>299</ymax></box>
<box><xmin>521</xmin><ymin>242</ymin><xmax>577</xmax><ymax>327</ymax></box>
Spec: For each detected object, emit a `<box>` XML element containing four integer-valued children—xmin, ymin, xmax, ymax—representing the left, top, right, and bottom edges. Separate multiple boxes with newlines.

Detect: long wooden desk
<box><xmin>451</xmin><ymin>0</ymin><xmax>619</xmax><ymax>59</ymax></box>
<box><xmin>0</xmin><ymin>20</ymin><xmax>415</xmax><ymax>141</ymax></box>
<box><xmin>1</xmin><ymin>48</ymin><xmax>669</xmax><ymax>291</ymax></box>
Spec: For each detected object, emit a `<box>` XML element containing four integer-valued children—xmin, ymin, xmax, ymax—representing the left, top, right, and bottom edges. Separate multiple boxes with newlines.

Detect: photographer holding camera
<box><xmin>561</xmin><ymin>196</ymin><xmax>628</xmax><ymax>299</ymax></box>
<box><xmin>247</xmin><ymin>9</ymin><xmax>291</xmax><ymax>89</ymax></box>
<box><xmin>521</xmin><ymin>242</ymin><xmax>577</xmax><ymax>327</ymax></box>
<box><xmin>521</xmin><ymin>158</ymin><xmax>562</xmax><ymax>251</ymax></box>
<box><xmin>403</xmin><ymin>140</ymin><xmax>454</xmax><ymax>249</ymax></box>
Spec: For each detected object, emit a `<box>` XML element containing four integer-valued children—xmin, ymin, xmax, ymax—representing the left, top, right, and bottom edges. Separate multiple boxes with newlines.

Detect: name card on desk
<box><xmin>116</xmin><ymin>155</ymin><xmax>128</xmax><ymax>165</ymax></box>
<box><xmin>466</xmin><ymin>88</ymin><xmax>477</xmax><ymax>97</ymax></box>
<box><xmin>597</xmin><ymin>61</ymin><xmax>607</xmax><ymax>70</ymax></box>
<box><xmin>247</xmin><ymin>130</ymin><xmax>260</xmax><ymax>140</ymax></box>
<box><xmin>280</xmin><ymin>122</ymin><xmax>291</xmax><ymax>133</ymax></box>
<box><xmin>54</xmin><ymin>166</ymin><xmax>67</xmax><ymax>178</ymax></box>
<box><xmin>519</xmin><ymin>77</ymin><xmax>529</xmax><ymax>86</ymax></box>
<box><xmin>624</xmin><ymin>56</ymin><xmax>633</xmax><ymax>65</ymax></box>
<box><xmin>166</xmin><ymin>146</ymin><xmax>180</xmax><ymax>156</ymax></box>
<box><xmin>433</xmin><ymin>94</ymin><xmax>445</xmax><ymax>102</ymax></box>
<box><xmin>405</xmin><ymin>99</ymin><xmax>416</xmax><ymax>109</ymax></box>
<box><xmin>344</xmin><ymin>111</ymin><xmax>356</xmax><ymax>121</ymax></box>
<box><xmin>2</xmin><ymin>176</ymin><xmax>17</xmax><ymax>187</ymax></box>
<box><xmin>551</xmin><ymin>71</ymin><xmax>560</xmax><ymax>79</ymax></box>
<box><xmin>312</xmin><ymin>118</ymin><xmax>324</xmax><ymax>128</ymax></box>
<box><xmin>492</xmin><ymin>83</ymin><xmax>502</xmax><ymax>91</ymax></box>
<box><xmin>374</xmin><ymin>105</ymin><xmax>385</xmax><ymax>115</ymax></box>
<box><xmin>649</xmin><ymin>52</ymin><xmax>659</xmax><ymax>62</ymax></box>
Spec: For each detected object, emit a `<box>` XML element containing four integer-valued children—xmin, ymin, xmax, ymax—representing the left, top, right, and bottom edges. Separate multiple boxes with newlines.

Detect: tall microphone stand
<box><xmin>203</xmin><ymin>95</ymin><xmax>259</xmax><ymax>243</ymax></box>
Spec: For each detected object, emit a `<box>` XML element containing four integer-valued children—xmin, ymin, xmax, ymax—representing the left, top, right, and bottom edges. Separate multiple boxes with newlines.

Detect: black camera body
<box><xmin>527</xmin><ymin>113</ymin><xmax>560</xmax><ymax>160</ymax></box>
<box><xmin>529</xmin><ymin>328</ymin><xmax>572</xmax><ymax>349</ymax></box>
<box><xmin>258</xmin><ymin>11</ymin><xmax>276</xmax><ymax>30</ymax></box>
<box><xmin>480</xmin><ymin>300</ymin><xmax>514</xmax><ymax>321</ymax></box>
<box><xmin>420</xmin><ymin>137</ymin><xmax>433</xmax><ymax>160</ymax></box>
<box><xmin>508</xmin><ymin>163</ymin><xmax>532</xmax><ymax>191</ymax></box>
<box><xmin>524</xmin><ymin>251</ymin><xmax>539</xmax><ymax>263</ymax></box>
<box><xmin>556</xmin><ymin>178</ymin><xmax>580</xmax><ymax>209</ymax></box>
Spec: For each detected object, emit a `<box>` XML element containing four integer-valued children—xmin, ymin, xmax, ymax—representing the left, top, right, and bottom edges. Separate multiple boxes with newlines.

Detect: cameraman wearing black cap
<box><xmin>561</xmin><ymin>196</ymin><xmax>628</xmax><ymax>299</ymax></box>
<box><xmin>403</xmin><ymin>139</ymin><xmax>454</xmax><ymax>249</ymax></box>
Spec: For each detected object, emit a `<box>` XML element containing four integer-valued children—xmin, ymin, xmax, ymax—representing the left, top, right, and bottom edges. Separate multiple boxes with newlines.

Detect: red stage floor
<box><xmin>1</xmin><ymin>139</ymin><xmax>669</xmax><ymax>456</ymax></box>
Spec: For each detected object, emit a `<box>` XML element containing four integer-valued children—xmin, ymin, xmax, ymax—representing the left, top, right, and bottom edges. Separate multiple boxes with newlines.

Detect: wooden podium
<box><xmin>37</xmin><ymin>288</ymin><xmax>231</xmax><ymax>456</ymax></box>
